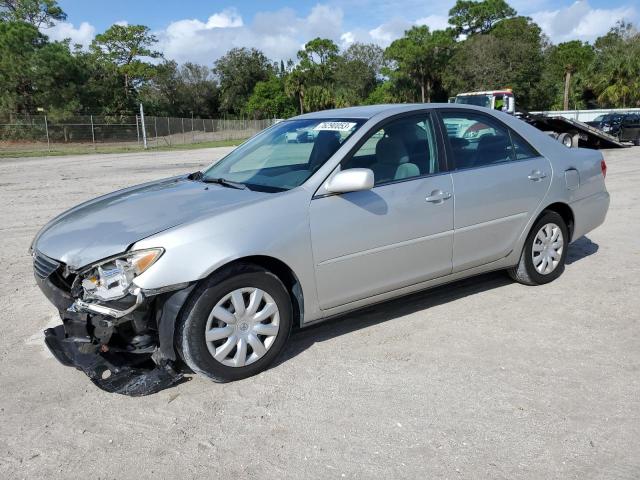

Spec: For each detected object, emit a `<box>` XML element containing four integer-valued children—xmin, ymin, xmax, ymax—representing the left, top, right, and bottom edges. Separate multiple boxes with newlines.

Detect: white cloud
<box><xmin>205</xmin><ymin>10</ymin><xmax>243</xmax><ymax>28</ymax></box>
<box><xmin>158</xmin><ymin>5</ymin><xmax>344</xmax><ymax>65</ymax></box>
<box><xmin>43</xmin><ymin>21</ymin><xmax>96</xmax><ymax>48</ymax></box>
<box><xmin>531</xmin><ymin>1</ymin><xmax>637</xmax><ymax>42</ymax></box>
<box><xmin>415</xmin><ymin>14</ymin><xmax>450</xmax><ymax>31</ymax></box>
<box><xmin>368</xmin><ymin>18</ymin><xmax>413</xmax><ymax>45</ymax></box>
<box><xmin>38</xmin><ymin>1</ymin><xmax>640</xmax><ymax>65</ymax></box>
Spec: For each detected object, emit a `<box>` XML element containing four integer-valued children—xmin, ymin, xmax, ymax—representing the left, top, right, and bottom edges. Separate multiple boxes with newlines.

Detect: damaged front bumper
<box><xmin>44</xmin><ymin>324</ymin><xmax>184</xmax><ymax>396</ymax></box>
<box><xmin>33</xmin><ymin>256</ymin><xmax>194</xmax><ymax>396</ymax></box>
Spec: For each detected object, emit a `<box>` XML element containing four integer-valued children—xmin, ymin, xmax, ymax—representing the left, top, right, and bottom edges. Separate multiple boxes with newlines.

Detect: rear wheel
<box><xmin>176</xmin><ymin>263</ymin><xmax>292</xmax><ymax>382</ymax></box>
<box><xmin>633</xmin><ymin>135</ymin><xmax>640</xmax><ymax>146</ymax></box>
<box><xmin>508</xmin><ymin>211</ymin><xmax>569</xmax><ymax>285</ymax></box>
<box><xmin>557</xmin><ymin>132</ymin><xmax>573</xmax><ymax>148</ymax></box>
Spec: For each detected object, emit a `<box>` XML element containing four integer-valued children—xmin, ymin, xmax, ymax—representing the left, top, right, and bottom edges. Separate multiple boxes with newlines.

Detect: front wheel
<box><xmin>176</xmin><ymin>264</ymin><xmax>292</xmax><ymax>382</ymax></box>
<box><xmin>508</xmin><ymin>211</ymin><xmax>569</xmax><ymax>285</ymax></box>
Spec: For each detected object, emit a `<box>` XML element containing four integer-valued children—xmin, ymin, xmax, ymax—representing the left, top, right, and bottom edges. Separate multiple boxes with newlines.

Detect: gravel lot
<box><xmin>0</xmin><ymin>146</ymin><xmax>638</xmax><ymax>479</ymax></box>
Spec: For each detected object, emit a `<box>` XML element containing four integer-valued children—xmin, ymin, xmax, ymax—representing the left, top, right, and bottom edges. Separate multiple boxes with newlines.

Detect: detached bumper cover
<box><xmin>44</xmin><ymin>325</ymin><xmax>185</xmax><ymax>396</ymax></box>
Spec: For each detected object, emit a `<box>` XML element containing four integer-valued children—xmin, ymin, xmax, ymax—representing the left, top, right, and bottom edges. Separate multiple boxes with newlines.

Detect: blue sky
<box><xmin>47</xmin><ymin>0</ymin><xmax>639</xmax><ymax>65</ymax></box>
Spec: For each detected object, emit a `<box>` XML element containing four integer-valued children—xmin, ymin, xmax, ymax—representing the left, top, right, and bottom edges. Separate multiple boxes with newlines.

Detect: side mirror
<box><xmin>325</xmin><ymin>168</ymin><xmax>374</xmax><ymax>194</ymax></box>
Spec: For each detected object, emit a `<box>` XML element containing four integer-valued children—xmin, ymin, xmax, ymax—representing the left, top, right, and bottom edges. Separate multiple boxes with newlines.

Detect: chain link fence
<box><xmin>0</xmin><ymin>113</ymin><xmax>278</xmax><ymax>156</ymax></box>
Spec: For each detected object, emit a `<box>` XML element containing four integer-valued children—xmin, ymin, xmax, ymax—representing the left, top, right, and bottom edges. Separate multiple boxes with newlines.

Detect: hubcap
<box><xmin>205</xmin><ymin>287</ymin><xmax>280</xmax><ymax>367</ymax></box>
<box><xmin>532</xmin><ymin>223</ymin><xmax>564</xmax><ymax>275</ymax></box>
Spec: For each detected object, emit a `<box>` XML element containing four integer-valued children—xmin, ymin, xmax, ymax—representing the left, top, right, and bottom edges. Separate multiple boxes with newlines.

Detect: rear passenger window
<box><xmin>441</xmin><ymin>111</ymin><xmax>539</xmax><ymax>169</ymax></box>
<box><xmin>441</xmin><ymin>111</ymin><xmax>513</xmax><ymax>169</ymax></box>
<box><xmin>509</xmin><ymin>131</ymin><xmax>539</xmax><ymax>160</ymax></box>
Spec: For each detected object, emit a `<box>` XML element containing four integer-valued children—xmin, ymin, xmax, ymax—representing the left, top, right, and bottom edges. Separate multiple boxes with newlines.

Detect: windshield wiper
<box><xmin>202</xmin><ymin>177</ymin><xmax>248</xmax><ymax>190</ymax></box>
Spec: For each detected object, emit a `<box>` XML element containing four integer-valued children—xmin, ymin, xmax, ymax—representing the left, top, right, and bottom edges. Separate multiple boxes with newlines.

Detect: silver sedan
<box><xmin>32</xmin><ymin>104</ymin><xmax>610</xmax><ymax>394</ymax></box>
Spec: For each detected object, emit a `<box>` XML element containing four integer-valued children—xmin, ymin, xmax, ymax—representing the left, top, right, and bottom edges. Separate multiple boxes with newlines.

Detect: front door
<box><xmin>309</xmin><ymin>113</ymin><xmax>454</xmax><ymax>310</ymax></box>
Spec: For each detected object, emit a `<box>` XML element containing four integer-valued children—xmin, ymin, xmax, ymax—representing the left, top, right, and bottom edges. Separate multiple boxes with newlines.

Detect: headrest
<box><xmin>375</xmin><ymin>136</ymin><xmax>409</xmax><ymax>165</ymax></box>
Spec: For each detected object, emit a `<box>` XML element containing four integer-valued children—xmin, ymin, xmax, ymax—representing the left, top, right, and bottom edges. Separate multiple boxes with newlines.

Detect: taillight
<box><xmin>601</xmin><ymin>159</ymin><xmax>607</xmax><ymax>178</ymax></box>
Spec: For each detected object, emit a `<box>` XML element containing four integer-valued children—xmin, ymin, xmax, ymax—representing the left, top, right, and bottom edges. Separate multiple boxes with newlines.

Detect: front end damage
<box><xmin>33</xmin><ymin>250</ymin><xmax>193</xmax><ymax>396</ymax></box>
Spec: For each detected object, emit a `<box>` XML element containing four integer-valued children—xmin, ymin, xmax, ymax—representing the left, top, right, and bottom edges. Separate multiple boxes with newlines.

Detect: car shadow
<box><xmin>565</xmin><ymin>236</ymin><xmax>599</xmax><ymax>265</ymax></box>
<box><xmin>276</xmin><ymin>271</ymin><xmax>512</xmax><ymax>367</ymax></box>
<box><xmin>276</xmin><ymin>236</ymin><xmax>600</xmax><ymax>367</ymax></box>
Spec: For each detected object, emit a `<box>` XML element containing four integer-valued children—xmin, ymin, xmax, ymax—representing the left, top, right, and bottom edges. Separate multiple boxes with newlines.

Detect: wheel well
<box><xmin>543</xmin><ymin>202</ymin><xmax>575</xmax><ymax>241</ymax></box>
<box><xmin>214</xmin><ymin>256</ymin><xmax>304</xmax><ymax>329</ymax></box>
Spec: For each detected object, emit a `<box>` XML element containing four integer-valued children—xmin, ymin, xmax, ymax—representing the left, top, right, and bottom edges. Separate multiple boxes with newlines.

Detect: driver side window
<box><xmin>342</xmin><ymin>114</ymin><xmax>440</xmax><ymax>186</ymax></box>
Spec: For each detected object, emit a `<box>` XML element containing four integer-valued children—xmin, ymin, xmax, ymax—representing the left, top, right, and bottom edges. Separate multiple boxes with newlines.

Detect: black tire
<box><xmin>508</xmin><ymin>211</ymin><xmax>569</xmax><ymax>286</ymax></box>
<box><xmin>176</xmin><ymin>263</ymin><xmax>292</xmax><ymax>382</ymax></box>
<box><xmin>633</xmin><ymin>136</ymin><xmax>640</xmax><ymax>147</ymax></box>
<box><xmin>557</xmin><ymin>132</ymin><xmax>573</xmax><ymax>148</ymax></box>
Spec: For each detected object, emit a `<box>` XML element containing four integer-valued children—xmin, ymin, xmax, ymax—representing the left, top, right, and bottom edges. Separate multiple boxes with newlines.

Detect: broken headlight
<box><xmin>80</xmin><ymin>248</ymin><xmax>163</xmax><ymax>302</ymax></box>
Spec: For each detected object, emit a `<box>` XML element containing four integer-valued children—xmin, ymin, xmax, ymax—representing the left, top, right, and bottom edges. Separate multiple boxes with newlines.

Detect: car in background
<box><xmin>618</xmin><ymin>113</ymin><xmax>640</xmax><ymax>145</ymax></box>
<box><xmin>586</xmin><ymin>113</ymin><xmax>624</xmax><ymax>136</ymax></box>
<box><xmin>32</xmin><ymin>104</ymin><xmax>610</xmax><ymax>395</ymax></box>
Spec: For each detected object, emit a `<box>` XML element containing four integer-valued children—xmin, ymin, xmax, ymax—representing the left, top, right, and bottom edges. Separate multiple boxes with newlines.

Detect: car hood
<box><xmin>33</xmin><ymin>176</ymin><xmax>269</xmax><ymax>269</ymax></box>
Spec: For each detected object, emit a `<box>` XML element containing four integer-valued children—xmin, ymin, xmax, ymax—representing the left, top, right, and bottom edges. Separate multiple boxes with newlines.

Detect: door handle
<box><xmin>528</xmin><ymin>170</ymin><xmax>548</xmax><ymax>181</ymax></box>
<box><xmin>426</xmin><ymin>190</ymin><xmax>452</xmax><ymax>203</ymax></box>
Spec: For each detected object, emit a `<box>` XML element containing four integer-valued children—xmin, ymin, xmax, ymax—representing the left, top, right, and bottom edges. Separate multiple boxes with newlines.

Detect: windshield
<box><xmin>202</xmin><ymin>118</ymin><xmax>365</xmax><ymax>191</ymax></box>
<box><xmin>455</xmin><ymin>95</ymin><xmax>491</xmax><ymax>108</ymax></box>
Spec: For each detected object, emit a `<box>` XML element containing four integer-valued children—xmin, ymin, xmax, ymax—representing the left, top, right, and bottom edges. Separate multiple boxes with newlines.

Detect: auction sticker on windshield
<box><xmin>314</xmin><ymin>121</ymin><xmax>357</xmax><ymax>131</ymax></box>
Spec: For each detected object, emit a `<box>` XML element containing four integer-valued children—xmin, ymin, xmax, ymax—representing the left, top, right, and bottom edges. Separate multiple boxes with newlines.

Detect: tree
<box><xmin>246</xmin><ymin>76</ymin><xmax>296</xmax><ymax>118</ymax></box>
<box><xmin>448</xmin><ymin>0</ymin><xmax>516</xmax><ymax>36</ymax></box>
<box><xmin>385</xmin><ymin>26</ymin><xmax>454</xmax><ymax>103</ymax></box>
<box><xmin>214</xmin><ymin>47</ymin><xmax>273</xmax><ymax>115</ymax></box>
<box><xmin>297</xmin><ymin>37</ymin><xmax>339</xmax><ymax>86</ymax></box>
<box><xmin>334</xmin><ymin>43</ymin><xmax>384</xmax><ymax>105</ymax></box>
<box><xmin>589</xmin><ymin>22</ymin><xmax>640</xmax><ymax>108</ymax></box>
<box><xmin>444</xmin><ymin>17</ymin><xmax>546</xmax><ymax>109</ymax></box>
<box><xmin>284</xmin><ymin>69</ymin><xmax>306</xmax><ymax>114</ymax></box>
<box><xmin>0</xmin><ymin>20</ymin><xmax>45</xmax><ymax>112</ymax></box>
<box><xmin>547</xmin><ymin>41</ymin><xmax>593</xmax><ymax>109</ymax></box>
<box><xmin>90</xmin><ymin>24</ymin><xmax>161</xmax><ymax>96</ymax></box>
<box><xmin>139</xmin><ymin>61</ymin><xmax>219</xmax><ymax>117</ymax></box>
<box><xmin>0</xmin><ymin>0</ymin><xmax>65</xmax><ymax>27</ymax></box>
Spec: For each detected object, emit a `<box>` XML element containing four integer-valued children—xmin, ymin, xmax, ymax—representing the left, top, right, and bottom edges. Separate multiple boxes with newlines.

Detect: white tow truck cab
<box><xmin>451</xmin><ymin>90</ymin><xmax>516</xmax><ymax>114</ymax></box>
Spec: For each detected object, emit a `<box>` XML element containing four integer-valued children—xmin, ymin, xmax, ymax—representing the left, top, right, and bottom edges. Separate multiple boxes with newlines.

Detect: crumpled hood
<box><xmin>33</xmin><ymin>176</ymin><xmax>267</xmax><ymax>269</ymax></box>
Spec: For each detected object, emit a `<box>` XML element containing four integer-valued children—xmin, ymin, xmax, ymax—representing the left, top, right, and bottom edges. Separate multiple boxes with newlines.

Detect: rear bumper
<box><xmin>570</xmin><ymin>191</ymin><xmax>610</xmax><ymax>241</ymax></box>
<box><xmin>44</xmin><ymin>325</ymin><xmax>185</xmax><ymax>396</ymax></box>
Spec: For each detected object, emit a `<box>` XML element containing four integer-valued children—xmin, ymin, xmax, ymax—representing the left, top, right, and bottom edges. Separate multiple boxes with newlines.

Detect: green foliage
<box><xmin>448</xmin><ymin>0</ymin><xmax>516</xmax><ymax>36</ymax></box>
<box><xmin>334</xmin><ymin>42</ymin><xmax>384</xmax><ymax>106</ymax></box>
<box><xmin>589</xmin><ymin>22</ymin><xmax>640</xmax><ymax>108</ymax></box>
<box><xmin>90</xmin><ymin>24</ymin><xmax>161</xmax><ymax>98</ymax></box>
<box><xmin>214</xmin><ymin>47</ymin><xmax>273</xmax><ymax>115</ymax></box>
<box><xmin>385</xmin><ymin>26</ymin><xmax>455</xmax><ymax>102</ymax></box>
<box><xmin>544</xmin><ymin>41</ymin><xmax>594</xmax><ymax>109</ymax></box>
<box><xmin>246</xmin><ymin>76</ymin><xmax>296</xmax><ymax>118</ymax></box>
<box><xmin>139</xmin><ymin>61</ymin><xmax>219</xmax><ymax>117</ymax></box>
<box><xmin>443</xmin><ymin>17</ymin><xmax>546</xmax><ymax>109</ymax></box>
<box><xmin>1</xmin><ymin>0</ymin><xmax>640</xmax><ymax>120</ymax></box>
<box><xmin>0</xmin><ymin>0</ymin><xmax>65</xmax><ymax>27</ymax></box>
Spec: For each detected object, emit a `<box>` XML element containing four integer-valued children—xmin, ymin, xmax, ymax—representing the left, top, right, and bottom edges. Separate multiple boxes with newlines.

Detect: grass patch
<box><xmin>0</xmin><ymin>138</ymin><xmax>246</xmax><ymax>159</ymax></box>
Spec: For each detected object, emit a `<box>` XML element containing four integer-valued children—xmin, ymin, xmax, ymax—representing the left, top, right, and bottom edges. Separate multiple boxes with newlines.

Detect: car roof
<box><xmin>291</xmin><ymin>103</ymin><xmax>482</xmax><ymax>121</ymax></box>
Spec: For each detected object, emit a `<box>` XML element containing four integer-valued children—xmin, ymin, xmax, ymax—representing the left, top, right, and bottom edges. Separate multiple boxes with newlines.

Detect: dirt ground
<box><xmin>0</xmin><ymin>146</ymin><xmax>638</xmax><ymax>479</ymax></box>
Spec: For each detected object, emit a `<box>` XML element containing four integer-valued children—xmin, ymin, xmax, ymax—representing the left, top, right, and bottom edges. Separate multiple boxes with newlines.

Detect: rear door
<box><xmin>309</xmin><ymin>112</ymin><xmax>454</xmax><ymax>310</ymax></box>
<box><xmin>438</xmin><ymin>109</ymin><xmax>552</xmax><ymax>272</ymax></box>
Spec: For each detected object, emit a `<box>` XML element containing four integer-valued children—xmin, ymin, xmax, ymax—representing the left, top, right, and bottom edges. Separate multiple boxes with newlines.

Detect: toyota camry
<box><xmin>31</xmin><ymin>104</ymin><xmax>610</xmax><ymax>395</ymax></box>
